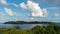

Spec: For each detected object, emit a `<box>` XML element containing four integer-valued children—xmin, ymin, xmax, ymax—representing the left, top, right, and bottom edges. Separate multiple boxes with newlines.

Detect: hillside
<box><xmin>4</xmin><ymin>21</ymin><xmax>56</xmax><ymax>24</ymax></box>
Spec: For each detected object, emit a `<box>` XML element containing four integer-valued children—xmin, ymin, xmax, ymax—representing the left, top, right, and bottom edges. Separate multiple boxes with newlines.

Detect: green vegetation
<box><xmin>0</xmin><ymin>23</ymin><xmax>60</xmax><ymax>34</ymax></box>
<box><xmin>4</xmin><ymin>21</ymin><xmax>56</xmax><ymax>24</ymax></box>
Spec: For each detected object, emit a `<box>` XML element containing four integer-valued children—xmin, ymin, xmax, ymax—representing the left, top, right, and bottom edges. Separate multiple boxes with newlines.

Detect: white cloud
<box><xmin>42</xmin><ymin>8</ymin><xmax>48</xmax><ymax>17</ymax></box>
<box><xmin>54</xmin><ymin>13</ymin><xmax>59</xmax><ymax>17</ymax></box>
<box><xmin>20</xmin><ymin>2</ymin><xmax>27</xmax><ymax>9</ymax></box>
<box><xmin>0</xmin><ymin>0</ymin><xmax>7</xmax><ymax>5</ymax></box>
<box><xmin>0</xmin><ymin>0</ymin><xmax>19</xmax><ymax>8</ymax></box>
<box><xmin>5</xmin><ymin>8</ymin><xmax>14</xmax><ymax>16</ymax></box>
<box><xmin>20</xmin><ymin>0</ymin><xmax>48</xmax><ymax>17</ymax></box>
<box><xmin>4</xmin><ymin>8</ymin><xmax>22</xmax><ymax>17</ymax></box>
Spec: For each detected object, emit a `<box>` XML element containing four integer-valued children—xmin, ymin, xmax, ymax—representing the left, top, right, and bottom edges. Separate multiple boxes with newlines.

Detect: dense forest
<box><xmin>4</xmin><ymin>21</ymin><xmax>56</xmax><ymax>24</ymax></box>
<box><xmin>0</xmin><ymin>23</ymin><xmax>60</xmax><ymax>34</ymax></box>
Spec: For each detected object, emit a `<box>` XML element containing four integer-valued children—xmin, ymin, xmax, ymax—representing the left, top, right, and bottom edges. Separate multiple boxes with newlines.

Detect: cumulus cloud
<box><xmin>42</xmin><ymin>8</ymin><xmax>48</xmax><ymax>17</ymax></box>
<box><xmin>20</xmin><ymin>2</ymin><xmax>27</xmax><ymax>9</ymax></box>
<box><xmin>5</xmin><ymin>8</ymin><xmax>14</xmax><ymax>16</ymax></box>
<box><xmin>20</xmin><ymin>0</ymin><xmax>48</xmax><ymax>17</ymax></box>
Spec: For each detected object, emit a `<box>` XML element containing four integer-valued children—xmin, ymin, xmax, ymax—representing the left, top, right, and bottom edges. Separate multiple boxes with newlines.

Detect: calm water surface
<box><xmin>0</xmin><ymin>24</ymin><xmax>60</xmax><ymax>29</ymax></box>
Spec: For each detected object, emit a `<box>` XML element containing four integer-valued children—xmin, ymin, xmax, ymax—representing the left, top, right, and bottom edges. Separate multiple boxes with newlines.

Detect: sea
<box><xmin>0</xmin><ymin>23</ymin><xmax>60</xmax><ymax>29</ymax></box>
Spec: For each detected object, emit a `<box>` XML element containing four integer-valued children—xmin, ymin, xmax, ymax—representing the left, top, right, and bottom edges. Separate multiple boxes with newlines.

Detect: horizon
<box><xmin>0</xmin><ymin>0</ymin><xmax>60</xmax><ymax>23</ymax></box>
<box><xmin>1</xmin><ymin>20</ymin><xmax>60</xmax><ymax>24</ymax></box>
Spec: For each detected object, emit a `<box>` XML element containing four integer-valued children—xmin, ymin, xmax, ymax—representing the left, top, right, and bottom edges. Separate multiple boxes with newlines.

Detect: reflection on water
<box><xmin>0</xmin><ymin>24</ymin><xmax>47</xmax><ymax>29</ymax></box>
<box><xmin>0</xmin><ymin>24</ymin><xmax>59</xmax><ymax>29</ymax></box>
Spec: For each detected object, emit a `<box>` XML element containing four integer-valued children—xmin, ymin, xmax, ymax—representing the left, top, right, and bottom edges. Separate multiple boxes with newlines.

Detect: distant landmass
<box><xmin>4</xmin><ymin>21</ymin><xmax>57</xmax><ymax>24</ymax></box>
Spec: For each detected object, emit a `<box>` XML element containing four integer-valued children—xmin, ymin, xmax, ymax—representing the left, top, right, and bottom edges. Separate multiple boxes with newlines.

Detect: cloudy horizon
<box><xmin>0</xmin><ymin>0</ymin><xmax>60</xmax><ymax>23</ymax></box>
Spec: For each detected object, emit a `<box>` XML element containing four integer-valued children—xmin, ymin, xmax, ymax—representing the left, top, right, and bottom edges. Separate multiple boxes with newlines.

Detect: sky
<box><xmin>0</xmin><ymin>0</ymin><xmax>60</xmax><ymax>23</ymax></box>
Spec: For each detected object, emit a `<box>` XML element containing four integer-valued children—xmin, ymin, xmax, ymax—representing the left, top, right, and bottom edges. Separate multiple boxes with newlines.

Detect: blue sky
<box><xmin>0</xmin><ymin>0</ymin><xmax>60</xmax><ymax>23</ymax></box>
